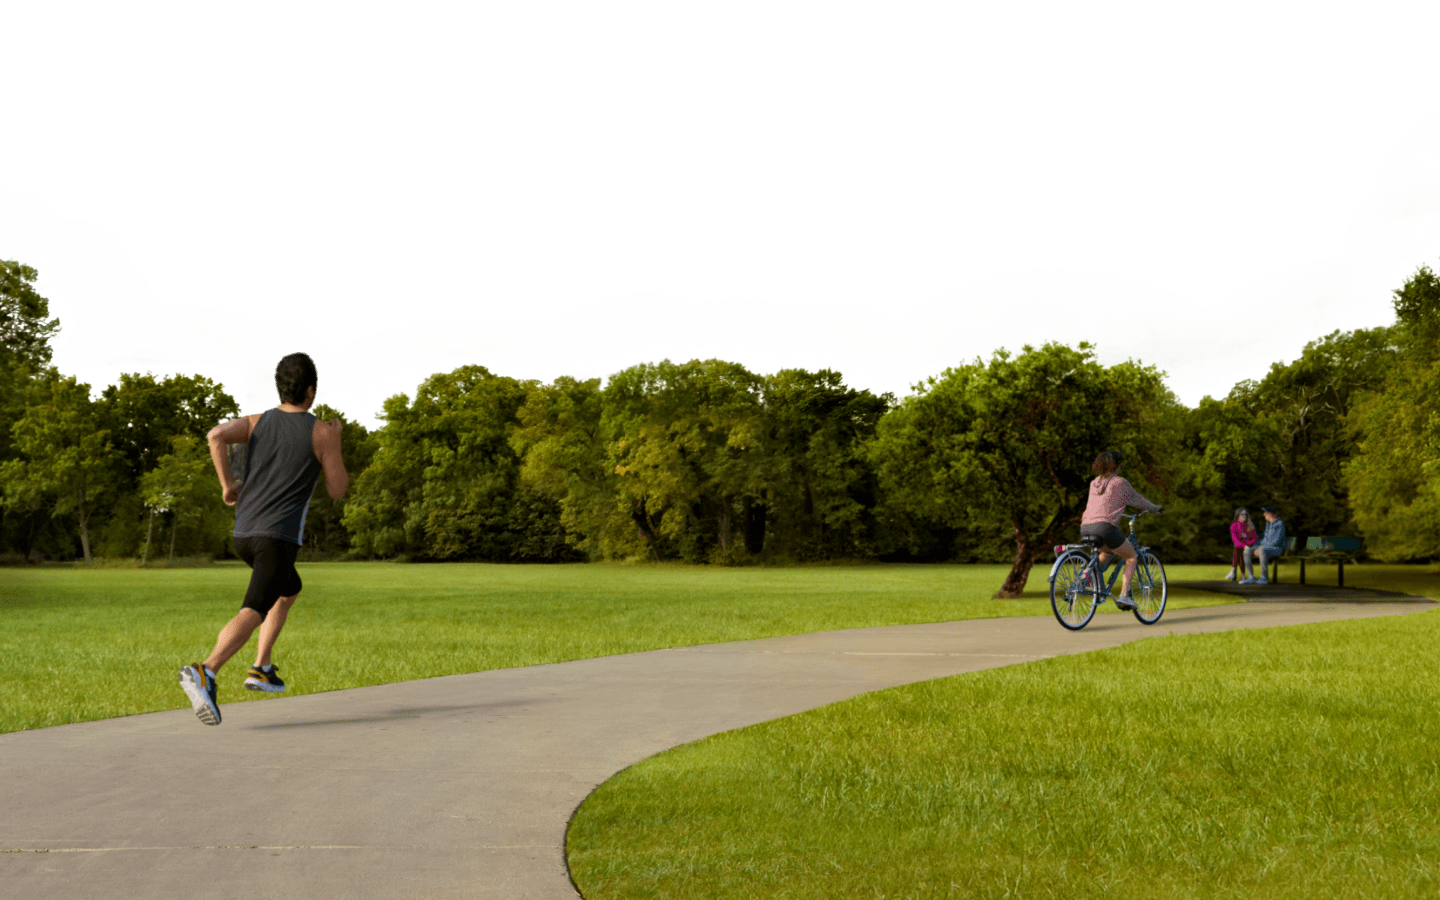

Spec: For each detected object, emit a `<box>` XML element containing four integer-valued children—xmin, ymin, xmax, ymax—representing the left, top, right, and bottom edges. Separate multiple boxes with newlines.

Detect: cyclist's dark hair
<box><xmin>275</xmin><ymin>352</ymin><xmax>318</xmax><ymax>406</ymax></box>
<box><xmin>1092</xmin><ymin>450</ymin><xmax>1123</xmax><ymax>478</ymax></box>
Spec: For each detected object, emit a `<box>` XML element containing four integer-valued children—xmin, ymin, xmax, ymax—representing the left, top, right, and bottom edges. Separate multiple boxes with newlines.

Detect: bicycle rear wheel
<box><xmin>1050</xmin><ymin>551</ymin><xmax>1099</xmax><ymax>630</ymax></box>
<box><xmin>1132</xmin><ymin>551</ymin><xmax>1167</xmax><ymax>624</ymax></box>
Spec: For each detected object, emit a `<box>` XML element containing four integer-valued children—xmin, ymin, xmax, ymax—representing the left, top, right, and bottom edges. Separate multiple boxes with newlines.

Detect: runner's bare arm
<box><xmin>207</xmin><ymin>415</ymin><xmax>260</xmax><ymax>506</ymax></box>
<box><xmin>313</xmin><ymin>419</ymin><xmax>350</xmax><ymax>499</ymax></box>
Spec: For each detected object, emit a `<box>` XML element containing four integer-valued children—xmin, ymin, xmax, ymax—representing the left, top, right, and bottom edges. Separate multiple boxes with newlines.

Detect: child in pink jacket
<box><xmin>1226</xmin><ymin>507</ymin><xmax>1257</xmax><ymax>581</ymax></box>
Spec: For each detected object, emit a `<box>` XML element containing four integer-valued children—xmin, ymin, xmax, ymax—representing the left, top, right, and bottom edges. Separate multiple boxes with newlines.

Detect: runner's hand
<box><xmin>223</xmin><ymin>482</ymin><xmax>240</xmax><ymax>506</ymax></box>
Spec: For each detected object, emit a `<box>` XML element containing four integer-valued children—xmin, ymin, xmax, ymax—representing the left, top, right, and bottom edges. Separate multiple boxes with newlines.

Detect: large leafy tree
<box><xmin>511</xmin><ymin>359</ymin><xmax>775</xmax><ymax>563</ymax></box>
<box><xmin>344</xmin><ymin>365</ymin><xmax>570</xmax><ymax>560</ymax></box>
<box><xmin>0</xmin><ymin>260</ymin><xmax>62</xmax><ymax>555</ymax></box>
<box><xmin>1345</xmin><ymin>264</ymin><xmax>1440</xmax><ymax>559</ymax></box>
<box><xmin>138</xmin><ymin>435</ymin><xmax>230</xmax><ymax>561</ymax></box>
<box><xmin>757</xmin><ymin>369</ymin><xmax>891</xmax><ymax>560</ymax></box>
<box><xmin>0</xmin><ymin>375</ymin><xmax>122</xmax><ymax>562</ymax></box>
<box><xmin>512</xmin><ymin>377</ymin><xmax>614</xmax><ymax>556</ymax></box>
<box><xmin>0</xmin><ymin>259</ymin><xmax>61</xmax><ymax>385</ymax></box>
<box><xmin>600</xmin><ymin>359</ymin><xmax>767</xmax><ymax>562</ymax></box>
<box><xmin>871</xmin><ymin>343</ymin><xmax>1178</xmax><ymax>597</ymax></box>
<box><xmin>1160</xmin><ymin>395</ymin><xmax>1283</xmax><ymax>562</ymax></box>
<box><xmin>1152</xmin><ymin>326</ymin><xmax>1395</xmax><ymax>565</ymax></box>
<box><xmin>1228</xmin><ymin>327</ymin><xmax>1395</xmax><ymax>535</ymax></box>
<box><xmin>90</xmin><ymin>372</ymin><xmax>238</xmax><ymax>557</ymax></box>
<box><xmin>98</xmin><ymin>372</ymin><xmax>239</xmax><ymax>484</ymax></box>
<box><xmin>300</xmin><ymin>404</ymin><xmax>378</xmax><ymax>555</ymax></box>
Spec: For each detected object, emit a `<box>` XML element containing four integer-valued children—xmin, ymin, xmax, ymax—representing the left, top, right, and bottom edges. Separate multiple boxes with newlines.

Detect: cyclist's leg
<box><xmin>1114</xmin><ymin>540</ymin><xmax>1138</xmax><ymax>596</ymax></box>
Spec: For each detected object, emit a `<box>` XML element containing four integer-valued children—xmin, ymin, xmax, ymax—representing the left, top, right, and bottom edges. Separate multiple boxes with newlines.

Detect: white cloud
<box><xmin>0</xmin><ymin>109</ymin><xmax>1434</xmax><ymax>414</ymax></box>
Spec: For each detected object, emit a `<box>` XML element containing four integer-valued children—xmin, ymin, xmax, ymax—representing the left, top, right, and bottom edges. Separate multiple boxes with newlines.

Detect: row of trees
<box><xmin>3</xmin><ymin>257</ymin><xmax>1439</xmax><ymax>595</ymax></box>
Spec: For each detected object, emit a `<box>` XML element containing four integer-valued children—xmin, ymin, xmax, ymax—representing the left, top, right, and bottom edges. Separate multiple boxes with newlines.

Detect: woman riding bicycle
<box><xmin>1079</xmin><ymin>450</ymin><xmax>1162</xmax><ymax>611</ymax></box>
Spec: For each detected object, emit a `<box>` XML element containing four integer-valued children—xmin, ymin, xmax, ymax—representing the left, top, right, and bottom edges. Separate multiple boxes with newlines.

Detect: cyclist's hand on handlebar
<box><xmin>1156</xmin><ymin>506</ymin><xmax>1164</xmax><ymax>514</ymax></box>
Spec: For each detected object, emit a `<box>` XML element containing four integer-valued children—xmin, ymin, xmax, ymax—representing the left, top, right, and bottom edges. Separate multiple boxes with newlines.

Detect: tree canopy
<box><xmin>1345</xmin><ymin>265</ymin><xmax>1440</xmax><ymax>560</ymax></box>
<box><xmin>2</xmin><ymin>253</ymin><xmax>1438</xmax><ymax>569</ymax></box>
<box><xmin>871</xmin><ymin>343</ymin><xmax>1179</xmax><ymax>596</ymax></box>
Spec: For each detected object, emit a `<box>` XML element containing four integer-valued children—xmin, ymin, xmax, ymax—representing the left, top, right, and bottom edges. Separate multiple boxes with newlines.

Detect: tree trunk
<box><xmin>995</xmin><ymin>530</ymin><xmax>1038</xmax><ymax>598</ymax></box>
<box><xmin>142</xmin><ymin>509</ymin><xmax>154</xmax><ymax>565</ymax></box>
<box><xmin>631</xmin><ymin>500</ymin><xmax>655</xmax><ymax>542</ymax></box>
<box><xmin>716</xmin><ymin>507</ymin><xmax>732</xmax><ymax>551</ymax></box>
<box><xmin>996</xmin><ymin>503</ymin><xmax>1085</xmax><ymax>598</ymax></box>
<box><xmin>77</xmin><ymin>507</ymin><xmax>93</xmax><ymax>564</ymax></box>
<box><xmin>168</xmin><ymin>511</ymin><xmax>177</xmax><ymax>561</ymax></box>
<box><xmin>742</xmin><ymin>499</ymin><xmax>766</xmax><ymax>555</ymax></box>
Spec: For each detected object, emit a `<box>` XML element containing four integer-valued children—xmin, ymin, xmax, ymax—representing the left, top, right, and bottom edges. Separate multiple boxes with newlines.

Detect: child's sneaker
<box><xmin>1224</xmin><ymin>570</ymin><xmax>1236</xmax><ymax>581</ymax></box>
<box><xmin>244</xmin><ymin>664</ymin><xmax>287</xmax><ymax>693</ymax></box>
<box><xmin>179</xmin><ymin>663</ymin><xmax>221</xmax><ymax>725</ymax></box>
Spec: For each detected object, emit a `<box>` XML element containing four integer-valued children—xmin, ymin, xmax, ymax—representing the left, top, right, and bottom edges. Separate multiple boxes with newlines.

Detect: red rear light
<box><xmin>1054</xmin><ymin>545</ymin><xmax>1065</xmax><ymax>555</ymax></box>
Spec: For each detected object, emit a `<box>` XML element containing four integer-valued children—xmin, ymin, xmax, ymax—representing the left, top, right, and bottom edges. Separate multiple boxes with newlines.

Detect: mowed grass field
<box><xmin>568</xmin><ymin>567</ymin><xmax>1440</xmax><ymax>900</ymax></box>
<box><xmin>0</xmin><ymin>561</ymin><xmax>1235</xmax><ymax>733</ymax></box>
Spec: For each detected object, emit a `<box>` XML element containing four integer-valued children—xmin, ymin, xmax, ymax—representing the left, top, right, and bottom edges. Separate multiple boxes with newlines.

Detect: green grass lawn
<box><xmin>0</xmin><ymin>561</ymin><xmax>1233</xmax><ymax>733</ymax></box>
<box><xmin>568</xmin><ymin>566</ymin><xmax>1440</xmax><ymax>899</ymax></box>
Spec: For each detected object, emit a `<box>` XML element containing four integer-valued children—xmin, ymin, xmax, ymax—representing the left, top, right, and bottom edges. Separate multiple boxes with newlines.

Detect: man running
<box><xmin>178</xmin><ymin>352</ymin><xmax>349</xmax><ymax>725</ymax></box>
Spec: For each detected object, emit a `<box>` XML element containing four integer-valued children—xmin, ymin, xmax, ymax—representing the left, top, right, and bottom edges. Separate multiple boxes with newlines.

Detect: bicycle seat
<box><xmin>1080</xmin><ymin>534</ymin><xmax>1106</xmax><ymax>546</ymax></box>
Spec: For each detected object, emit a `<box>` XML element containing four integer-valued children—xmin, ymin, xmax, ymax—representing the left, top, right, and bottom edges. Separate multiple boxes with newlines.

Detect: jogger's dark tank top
<box><xmin>233</xmin><ymin>408</ymin><xmax>322</xmax><ymax>545</ymax></box>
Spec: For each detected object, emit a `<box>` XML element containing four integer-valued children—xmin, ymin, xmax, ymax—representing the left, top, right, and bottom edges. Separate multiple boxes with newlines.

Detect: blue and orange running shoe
<box><xmin>178</xmin><ymin>663</ymin><xmax>221</xmax><ymax>725</ymax></box>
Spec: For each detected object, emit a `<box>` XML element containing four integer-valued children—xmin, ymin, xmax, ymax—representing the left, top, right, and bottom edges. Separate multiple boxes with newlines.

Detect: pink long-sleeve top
<box><xmin>1230</xmin><ymin>520</ymin><xmax>1257</xmax><ymax>548</ymax></box>
<box><xmin>1080</xmin><ymin>475</ymin><xmax>1161</xmax><ymax>526</ymax></box>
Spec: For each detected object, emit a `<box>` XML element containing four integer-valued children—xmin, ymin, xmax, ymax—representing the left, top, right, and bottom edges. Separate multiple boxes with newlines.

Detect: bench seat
<box><xmin>1269</xmin><ymin>537</ymin><xmax>1362</xmax><ymax>587</ymax></box>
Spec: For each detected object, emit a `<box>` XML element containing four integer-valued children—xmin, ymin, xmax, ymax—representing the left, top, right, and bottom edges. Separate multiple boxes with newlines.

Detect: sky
<box><xmin>5</xmin><ymin>2</ymin><xmax>1440</xmax><ymax>429</ymax></box>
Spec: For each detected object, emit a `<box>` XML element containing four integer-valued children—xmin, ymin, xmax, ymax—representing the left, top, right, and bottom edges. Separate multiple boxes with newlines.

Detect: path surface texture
<box><xmin>4</xmin><ymin>587</ymin><xmax>1432</xmax><ymax>899</ymax></box>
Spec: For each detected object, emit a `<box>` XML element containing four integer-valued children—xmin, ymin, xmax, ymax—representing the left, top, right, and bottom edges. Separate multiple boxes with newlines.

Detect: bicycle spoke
<box><xmin>1132</xmin><ymin>552</ymin><xmax>1168</xmax><ymax>624</ymax></box>
<box><xmin>1050</xmin><ymin>552</ymin><xmax>1099</xmax><ymax>630</ymax></box>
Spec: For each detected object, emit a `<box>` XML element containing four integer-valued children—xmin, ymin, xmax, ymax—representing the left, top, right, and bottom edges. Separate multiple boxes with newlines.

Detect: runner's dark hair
<box><xmin>275</xmin><ymin>353</ymin><xmax>317</xmax><ymax>406</ymax></box>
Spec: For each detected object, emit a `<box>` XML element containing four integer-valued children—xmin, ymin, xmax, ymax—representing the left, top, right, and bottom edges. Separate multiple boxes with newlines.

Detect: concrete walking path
<box><xmin>3</xmin><ymin>591</ymin><xmax>1432</xmax><ymax>899</ymax></box>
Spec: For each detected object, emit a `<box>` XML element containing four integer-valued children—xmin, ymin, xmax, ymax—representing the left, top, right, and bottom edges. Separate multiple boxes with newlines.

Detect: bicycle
<box><xmin>1047</xmin><ymin>511</ymin><xmax>1167</xmax><ymax>630</ymax></box>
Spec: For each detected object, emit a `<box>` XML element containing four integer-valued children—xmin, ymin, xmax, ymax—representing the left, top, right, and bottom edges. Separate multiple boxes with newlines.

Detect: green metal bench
<box><xmin>1269</xmin><ymin>536</ymin><xmax>1362</xmax><ymax>587</ymax></box>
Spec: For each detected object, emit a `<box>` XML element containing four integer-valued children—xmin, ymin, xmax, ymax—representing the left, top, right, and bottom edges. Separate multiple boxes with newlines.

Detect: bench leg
<box><xmin>1299</xmin><ymin>558</ymin><xmax>1306</xmax><ymax>585</ymax></box>
<box><xmin>1338</xmin><ymin>559</ymin><xmax>1344</xmax><ymax>588</ymax></box>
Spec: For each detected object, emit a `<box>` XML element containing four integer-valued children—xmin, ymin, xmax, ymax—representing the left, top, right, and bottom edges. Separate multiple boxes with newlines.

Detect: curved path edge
<box><xmin>4</xmin><ymin>594</ymin><xmax>1432</xmax><ymax>899</ymax></box>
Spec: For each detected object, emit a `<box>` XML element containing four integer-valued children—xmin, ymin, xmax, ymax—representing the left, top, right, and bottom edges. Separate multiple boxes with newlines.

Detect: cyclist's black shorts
<box><xmin>234</xmin><ymin>535</ymin><xmax>301</xmax><ymax>618</ymax></box>
<box><xmin>1080</xmin><ymin>522</ymin><xmax>1126</xmax><ymax>551</ymax></box>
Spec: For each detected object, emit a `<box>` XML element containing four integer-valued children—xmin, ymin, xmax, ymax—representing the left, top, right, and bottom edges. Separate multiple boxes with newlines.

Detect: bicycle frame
<box><xmin>1048</xmin><ymin>510</ymin><xmax>1167</xmax><ymax>630</ymax></box>
<box><xmin>1047</xmin><ymin>512</ymin><xmax>1148</xmax><ymax>595</ymax></box>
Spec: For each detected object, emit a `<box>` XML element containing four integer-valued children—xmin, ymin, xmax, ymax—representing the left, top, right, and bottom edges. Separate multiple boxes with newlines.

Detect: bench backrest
<box><xmin>1306</xmin><ymin>537</ymin><xmax>1362</xmax><ymax>551</ymax></box>
<box><xmin>1283</xmin><ymin>536</ymin><xmax>1362</xmax><ymax>554</ymax></box>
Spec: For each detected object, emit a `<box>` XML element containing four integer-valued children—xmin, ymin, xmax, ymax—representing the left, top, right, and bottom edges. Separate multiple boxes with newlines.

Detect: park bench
<box><xmin>1267</xmin><ymin>536</ymin><xmax>1362</xmax><ymax>587</ymax></box>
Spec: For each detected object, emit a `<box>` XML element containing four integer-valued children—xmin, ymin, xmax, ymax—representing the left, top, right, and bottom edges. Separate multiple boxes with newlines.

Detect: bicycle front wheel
<box><xmin>1132</xmin><ymin>551</ymin><xmax>1168</xmax><ymax>624</ymax></box>
<box><xmin>1050</xmin><ymin>551</ymin><xmax>1099</xmax><ymax>630</ymax></box>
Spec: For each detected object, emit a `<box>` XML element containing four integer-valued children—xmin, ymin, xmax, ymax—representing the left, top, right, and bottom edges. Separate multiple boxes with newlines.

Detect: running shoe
<box><xmin>244</xmin><ymin>664</ymin><xmax>287</xmax><ymax>693</ymax></box>
<box><xmin>179</xmin><ymin>663</ymin><xmax>221</xmax><ymax>725</ymax></box>
<box><xmin>1114</xmin><ymin>594</ymin><xmax>1138</xmax><ymax>611</ymax></box>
